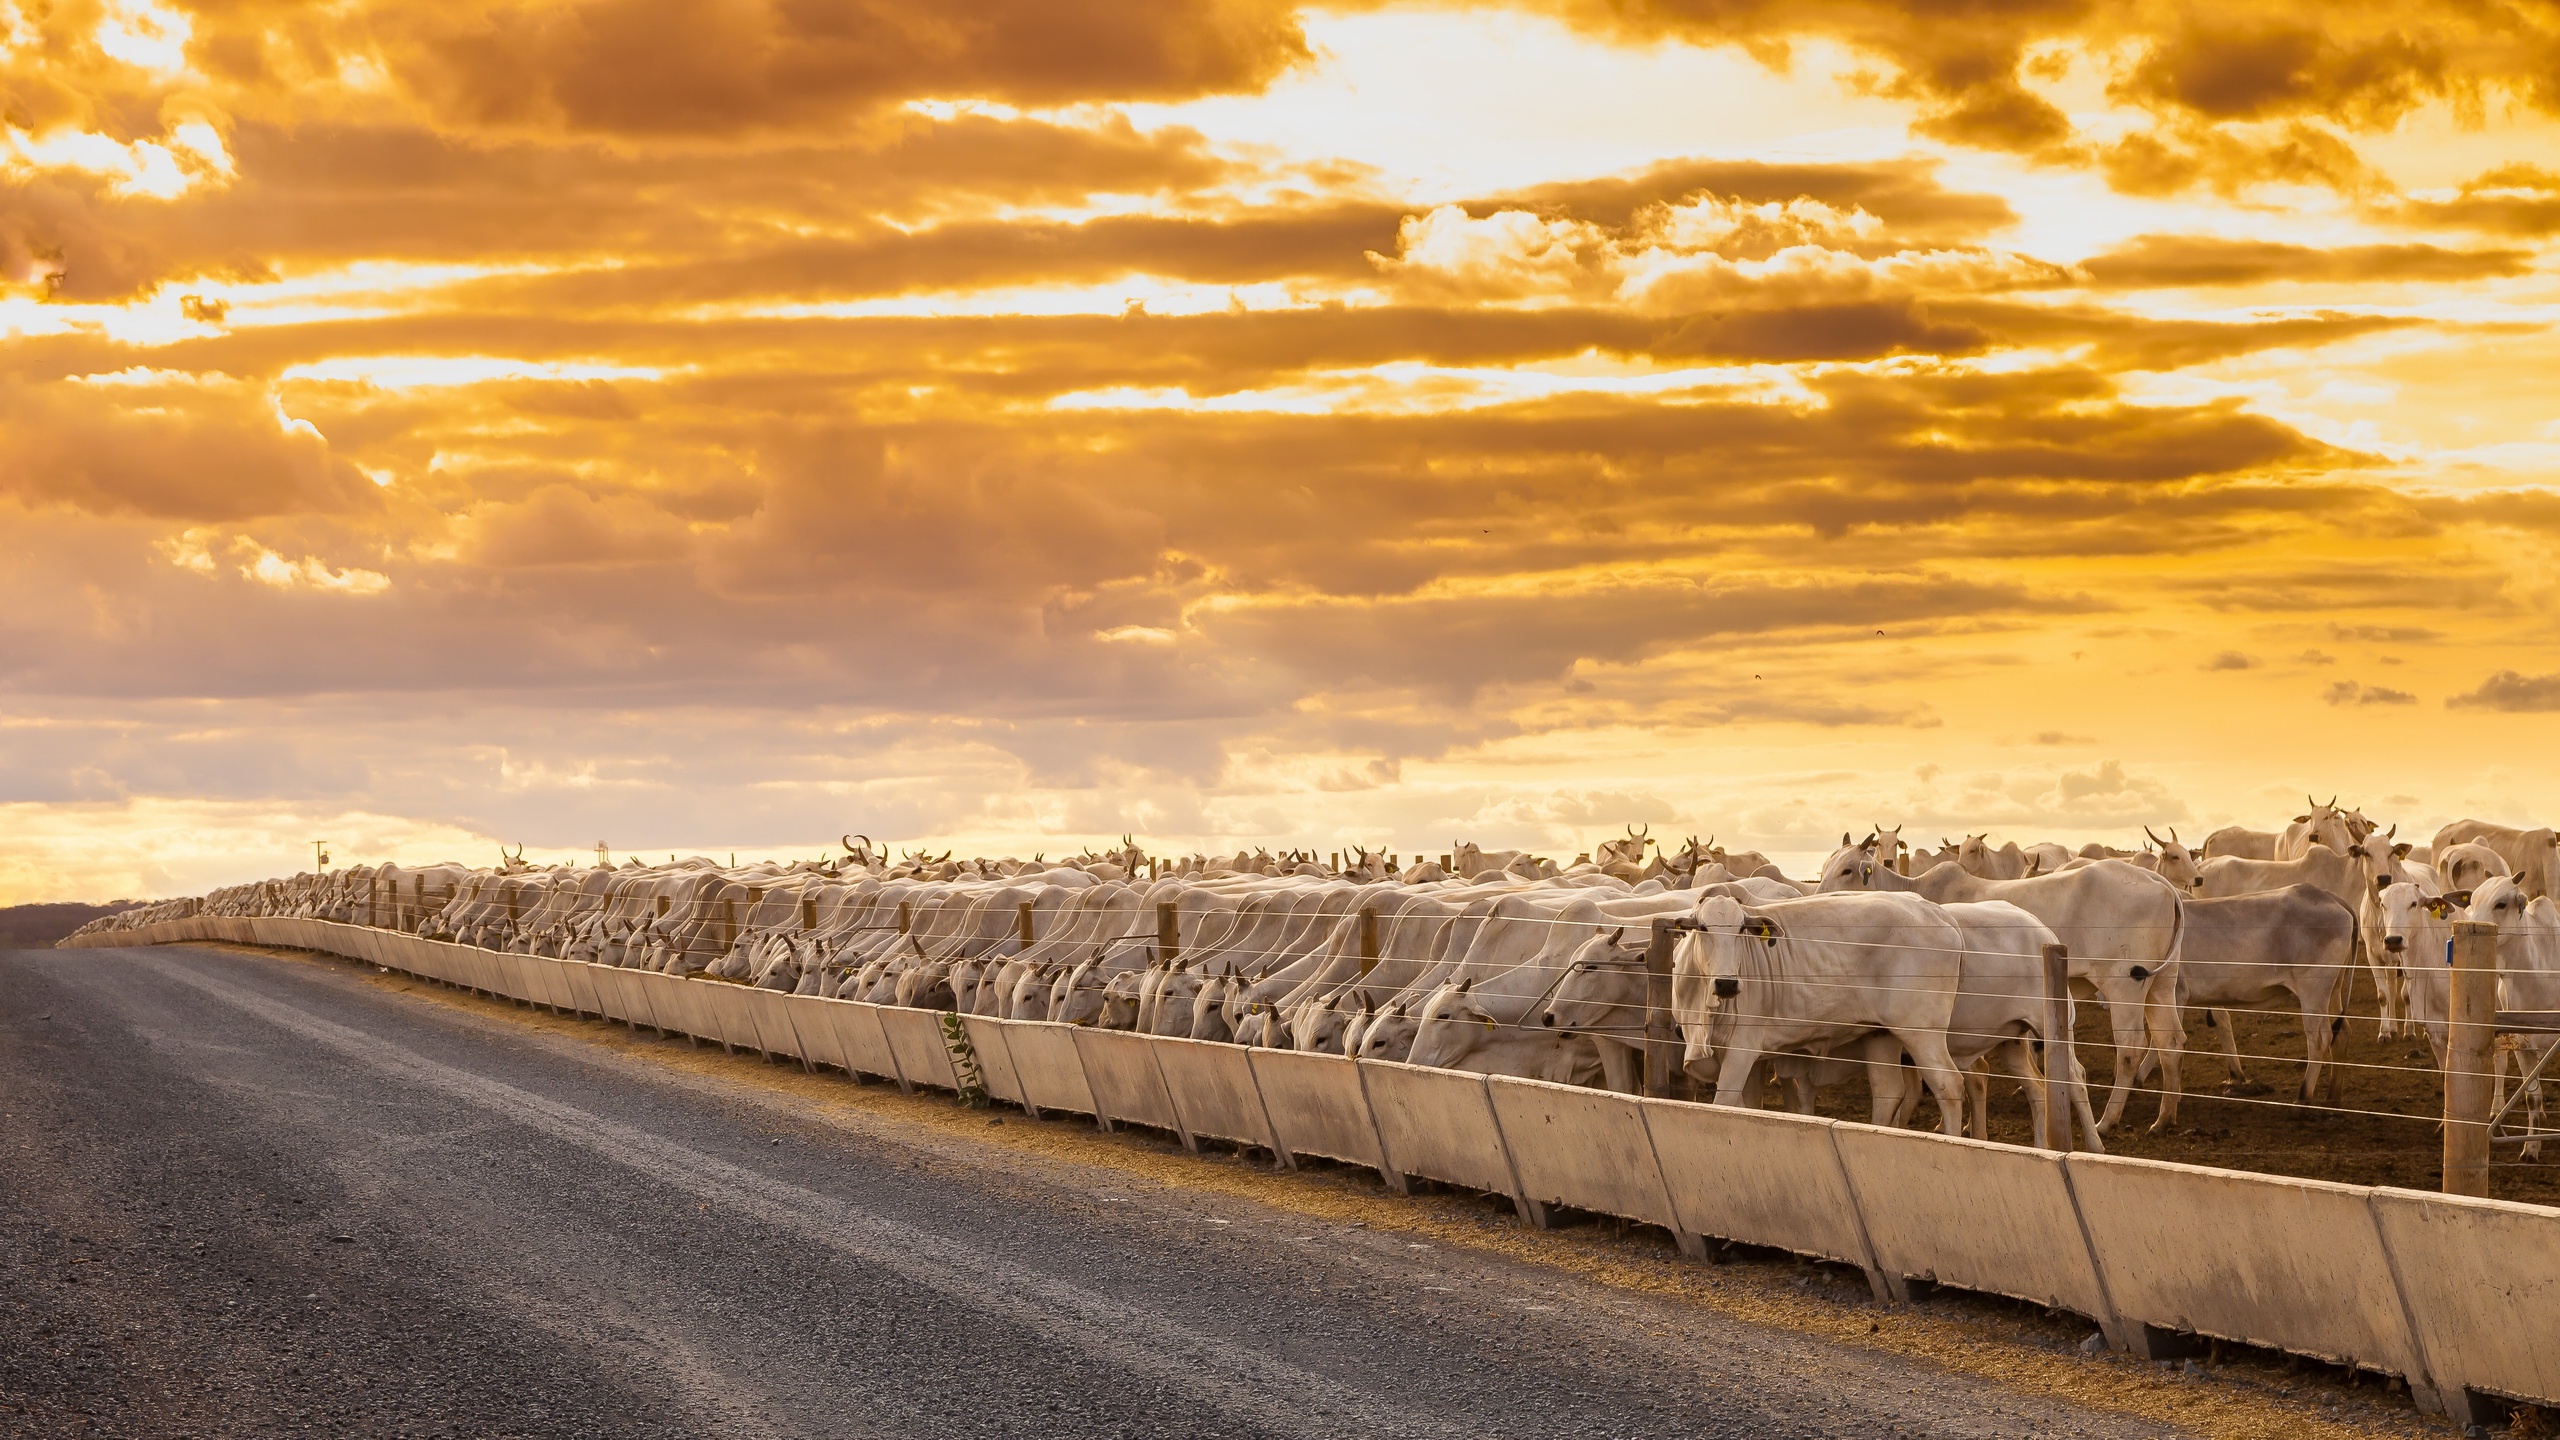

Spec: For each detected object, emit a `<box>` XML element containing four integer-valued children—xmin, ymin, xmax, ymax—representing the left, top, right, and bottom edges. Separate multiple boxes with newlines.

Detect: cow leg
<box><xmin>1596</xmin><ymin>1039</ymin><xmax>1638</xmax><ymax>1095</ymax></box>
<box><xmin>1967</xmin><ymin>1069</ymin><xmax>1991</xmax><ymax>1140</ymax></box>
<box><xmin>2000</xmin><ymin>1042</ymin><xmax>2047</xmax><ymax>1144</ymax></box>
<box><xmin>2092</xmin><ymin>981</ymin><xmax>2146</xmax><ymax>1134</ymax></box>
<box><xmin>2367</xmin><ymin>943</ymin><xmax>2400</xmax><ymax>1039</ymax></box>
<box><xmin>1897</xmin><ymin>1032</ymin><xmax>1969</xmax><ymax>1137</ymax></box>
<box><xmin>1712</xmin><ymin>1048</ymin><xmax>1763</xmax><ymax>1109</ymax></box>
<box><xmin>2208</xmin><ymin>1007</ymin><xmax>2248</xmax><ymax>1086</ymax></box>
<box><xmin>2144</xmin><ymin>985</ymin><xmax>2186</xmax><ymax>1133</ymax></box>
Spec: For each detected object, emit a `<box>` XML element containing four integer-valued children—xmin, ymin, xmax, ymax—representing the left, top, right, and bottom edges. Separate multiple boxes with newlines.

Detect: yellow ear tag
<box><xmin>1481</xmin><ymin>1017</ymin><xmax>1495</xmax><ymax>1032</ymax></box>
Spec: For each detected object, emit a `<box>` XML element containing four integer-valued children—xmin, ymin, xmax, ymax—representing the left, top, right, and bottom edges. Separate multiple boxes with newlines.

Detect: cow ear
<box><xmin>2392</xmin><ymin>843</ymin><xmax>2412</xmax><ymax>859</ymax></box>
<box><xmin>2448</xmin><ymin>890</ymin><xmax>2472</xmax><ymax>906</ymax></box>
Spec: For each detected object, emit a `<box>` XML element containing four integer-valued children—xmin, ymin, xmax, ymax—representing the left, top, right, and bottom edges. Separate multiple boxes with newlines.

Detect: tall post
<box><xmin>1357</xmin><ymin>907</ymin><xmax>1379</xmax><ymax>976</ymax></box>
<box><xmin>2446</xmin><ymin>920</ymin><xmax>2498</xmax><ymax>1198</ymax></box>
<box><xmin>896</xmin><ymin>901</ymin><xmax>911</xmax><ymax>934</ymax></box>
<box><xmin>1017</xmin><ymin>901</ymin><xmax>1035</xmax><ymax>948</ymax></box>
<box><xmin>1643</xmin><ymin>919</ymin><xmax>1677</xmax><ymax>1097</ymax></box>
<box><xmin>2040</xmin><ymin>942</ymin><xmax>2073</xmax><ymax>1152</ymax></box>
<box><xmin>1156</xmin><ymin>902</ymin><xmax>1179</xmax><ymax>964</ymax></box>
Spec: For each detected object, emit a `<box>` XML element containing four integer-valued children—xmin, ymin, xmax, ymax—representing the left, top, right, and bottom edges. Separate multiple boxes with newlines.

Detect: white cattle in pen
<box><xmin>2022</xmin><ymin>842</ymin><xmax>2073</xmax><ymax>875</ymax></box>
<box><xmin>2193</xmin><ymin>845</ymin><xmax>2362</xmax><ymax>912</ymax></box>
<box><xmin>2377</xmin><ymin>881</ymin><xmax>2469</xmax><ymax>1064</ymax></box>
<box><xmin>2434</xmin><ymin>821</ymin><xmax>2557</xmax><ymax>898</ymax></box>
<box><xmin>2468</xmin><ymin>876</ymin><xmax>2560</xmax><ymax>1150</ymax></box>
<box><xmin>1926</xmin><ymin>901</ymin><xmax>2104</xmax><ymax>1148</ymax></box>
<box><xmin>2438</xmin><ymin>842</ymin><xmax>2514</xmax><ymax>895</ymax></box>
<box><xmin>2342</xmin><ymin>828</ymin><xmax>2427</xmax><ymax>1036</ymax></box>
<box><xmin>2278</xmin><ymin>797</ymin><xmax>2355</xmax><ymax>860</ymax></box>
<box><xmin>1670</xmin><ymin>892</ymin><xmax>1972</xmax><ymax>1130</ymax></box>
<box><xmin>1957</xmin><ymin>835</ymin><xmax>2032</xmax><ymax>880</ymax></box>
<box><xmin>1401</xmin><ymin>889</ymin><xmax>1695</xmax><ymax>1077</ymax></box>
<box><xmin>2170</xmin><ymin>886</ymin><xmax>2356</xmax><ymax>1104</ymax></box>
<box><xmin>1816</xmin><ymin>847</ymin><xmax>2188</xmax><ymax>1133</ymax></box>
<box><xmin>2200</xmin><ymin>825</ymin><xmax>2281</xmax><ymax>861</ymax></box>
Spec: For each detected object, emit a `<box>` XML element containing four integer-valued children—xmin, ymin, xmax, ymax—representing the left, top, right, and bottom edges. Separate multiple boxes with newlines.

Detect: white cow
<box><xmin>2439</xmin><ymin>842</ymin><xmax>2514</xmax><ymax>895</ymax></box>
<box><xmin>1670</xmin><ymin>892</ymin><xmax>1971</xmax><ymax>1131</ymax></box>
<box><xmin>2433</xmin><ymin>820</ymin><xmax>2559</xmax><ymax>899</ymax></box>
<box><xmin>1817</xmin><ymin>848</ymin><xmax>2188</xmax><ymax>1133</ymax></box>
<box><xmin>2173</xmin><ymin>887</ymin><xmax>2356</xmax><ymax>1104</ymax></box>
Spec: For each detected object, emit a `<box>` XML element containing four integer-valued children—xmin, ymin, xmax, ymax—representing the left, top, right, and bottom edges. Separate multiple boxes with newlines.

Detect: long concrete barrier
<box><xmin>1358</xmin><ymin>1060</ymin><xmax>1530</xmax><ymax>1217</ymax></box>
<box><xmin>1153</xmin><ymin>1037</ymin><xmax>1279</xmax><ymax>1152</ymax></box>
<box><xmin>2068</xmin><ymin>1154</ymin><xmax>2436</xmax><ymax>1394</ymax></box>
<box><xmin>1487</xmin><ymin>1076</ymin><xmax>1682</xmax><ymax>1236</ymax></box>
<box><xmin>559</xmin><ymin>960</ymin><xmax>607</xmax><ymax>1017</ymax></box>
<box><xmin>876</xmin><ymin>1004</ymin><xmax>961</xmax><ymax>1093</ymax></box>
<box><xmin>995</xmin><ymin>1020</ymin><xmax>1098</xmax><ymax>1119</ymax></box>
<box><xmin>1248</xmin><ymin>1048</ymin><xmax>1390</xmax><ymax>1179</ymax></box>
<box><xmin>590</xmin><ymin>965</ymin><xmax>642</xmax><ymax>1026</ymax></box>
<box><xmin>740</xmin><ymin>986</ymin><xmax>809</xmax><ymax>1063</ymax></box>
<box><xmin>1073</xmin><ymin>1028</ymin><xmax>1186</xmax><ymax>1140</ymax></box>
<box><xmin>822</xmin><ymin>1000</ymin><xmax>905</xmax><ymax>1085</ymax></box>
<box><xmin>1834</xmin><ymin>1123</ymin><xmax>2121</xmax><ymax>1335</ymax></box>
<box><xmin>959</xmin><ymin>1015</ymin><xmax>1032</xmax><ymax>1112</ymax></box>
<box><xmin>2370</xmin><ymin>1186</ymin><xmax>2560</xmax><ymax>1425</ymax></box>
<box><xmin>1640</xmin><ymin>1100</ymin><xmax>1881</xmax><ymax>1287</ymax></box>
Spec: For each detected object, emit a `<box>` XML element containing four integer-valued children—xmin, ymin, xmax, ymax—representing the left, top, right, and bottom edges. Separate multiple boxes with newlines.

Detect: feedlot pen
<box><xmin>1764</xmin><ymin>977</ymin><xmax>2558</xmax><ymax>1203</ymax></box>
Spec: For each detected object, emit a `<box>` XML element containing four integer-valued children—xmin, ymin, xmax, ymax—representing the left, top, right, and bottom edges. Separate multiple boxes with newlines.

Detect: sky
<box><xmin>7</xmin><ymin>0</ymin><xmax>2560</xmax><ymax>901</ymax></box>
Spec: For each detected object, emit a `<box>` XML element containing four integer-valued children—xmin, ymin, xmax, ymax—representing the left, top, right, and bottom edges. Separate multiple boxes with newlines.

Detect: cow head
<box><xmin>1404</xmin><ymin>978</ymin><xmax>1498</xmax><ymax>1069</ymax></box>
<box><xmin>1817</xmin><ymin>842</ymin><xmax>1881</xmax><ymax>891</ymax></box>
<box><xmin>1544</xmin><ymin>928</ymin><xmax>1642</xmax><ymax>1032</ymax></box>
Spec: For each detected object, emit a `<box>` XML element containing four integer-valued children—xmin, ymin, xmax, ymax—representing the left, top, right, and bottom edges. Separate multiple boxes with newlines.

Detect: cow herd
<box><xmin>71</xmin><ymin>804</ymin><xmax>2560</xmax><ymax>1147</ymax></box>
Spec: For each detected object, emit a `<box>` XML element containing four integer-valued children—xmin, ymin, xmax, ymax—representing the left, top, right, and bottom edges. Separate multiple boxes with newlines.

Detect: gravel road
<box><xmin>0</xmin><ymin>944</ymin><xmax>2206</xmax><ymax>1439</ymax></box>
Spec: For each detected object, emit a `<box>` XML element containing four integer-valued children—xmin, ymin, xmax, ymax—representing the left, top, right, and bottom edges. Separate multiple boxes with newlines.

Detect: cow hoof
<box><xmin>2219</xmin><ymin>1081</ymin><xmax>2271</xmax><ymax>1098</ymax></box>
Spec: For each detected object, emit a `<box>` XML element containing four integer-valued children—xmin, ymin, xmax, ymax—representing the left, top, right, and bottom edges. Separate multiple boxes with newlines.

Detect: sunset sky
<box><xmin>7</xmin><ymin>0</ymin><xmax>2560</xmax><ymax>901</ymax></box>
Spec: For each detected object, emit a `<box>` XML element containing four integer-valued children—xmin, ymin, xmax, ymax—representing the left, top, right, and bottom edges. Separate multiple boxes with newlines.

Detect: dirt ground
<box><xmin>1777</xmin><ymin>974</ymin><xmax>2560</xmax><ymax>1207</ymax></box>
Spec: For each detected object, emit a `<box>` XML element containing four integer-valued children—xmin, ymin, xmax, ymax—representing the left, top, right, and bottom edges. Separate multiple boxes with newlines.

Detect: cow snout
<box><xmin>2384</xmin><ymin>935</ymin><xmax>2404</xmax><ymax>953</ymax></box>
<box><xmin>1540</xmin><ymin>1012</ymin><xmax>1557</xmax><ymax>1027</ymax></box>
<box><xmin>1712</xmin><ymin>976</ymin><xmax>1740</xmax><ymax>999</ymax></box>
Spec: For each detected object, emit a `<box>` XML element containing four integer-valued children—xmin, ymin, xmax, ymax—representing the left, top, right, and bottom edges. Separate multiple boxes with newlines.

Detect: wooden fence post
<box><xmin>1358</xmin><ymin>907</ymin><xmax>1379</xmax><ymax>976</ymax></box>
<box><xmin>896</xmin><ymin>901</ymin><xmax>911</xmax><ymax>934</ymax></box>
<box><xmin>1157</xmin><ymin>902</ymin><xmax>1179</xmax><ymax>964</ymax></box>
<box><xmin>1643</xmin><ymin>919</ymin><xmax>1678</xmax><ymax>1097</ymax></box>
<box><xmin>2041</xmin><ymin>942</ymin><xmax>2073</xmax><ymax>1152</ymax></box>
<box><xmin>1017</xmin><ymin>901</ymin><xmax>1035</xmax><ymax>948</ymax></box>
<box><xmin>2446</xmin><ymin>920</ymin><xmax>2498</xmax><ymax>1198</ymax></box>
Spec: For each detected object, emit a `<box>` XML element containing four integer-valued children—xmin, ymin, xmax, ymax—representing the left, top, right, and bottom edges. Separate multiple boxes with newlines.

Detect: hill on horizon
<box><xmin>1</xmin><ymin>901</ymin><xmax>146</xmax><ymax>949</ymax></box>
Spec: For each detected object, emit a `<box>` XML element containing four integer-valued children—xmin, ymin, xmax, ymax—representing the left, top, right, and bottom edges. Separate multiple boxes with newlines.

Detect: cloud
<box><xmin>2080</xmin><ymin>235</ymin><xmax>2531</xmax><ymax>288</ymax></box>
<box><xmin>203</xmin><ymin>0</ymin><xmax>1313</xmax><ymax>137</ymax></box>
<box><xmin>2448</xmin><ymin>671</ymin><xmax>2560</xmax><ymax>712</ymax></box>
<box><xmin>2393</xmin><ymin>165</ymin><xmax>2560</xmax><ymax>237</ymax></box>
<box><xmin>2325</xmin><ymin>680</ymin><xmax>2417</xmax><ymax>706</ymax></box>
<box><xmin>2203</xmin><ymin>650</ymin><xmax>2256</xmax><ymax>671</ymax></box>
